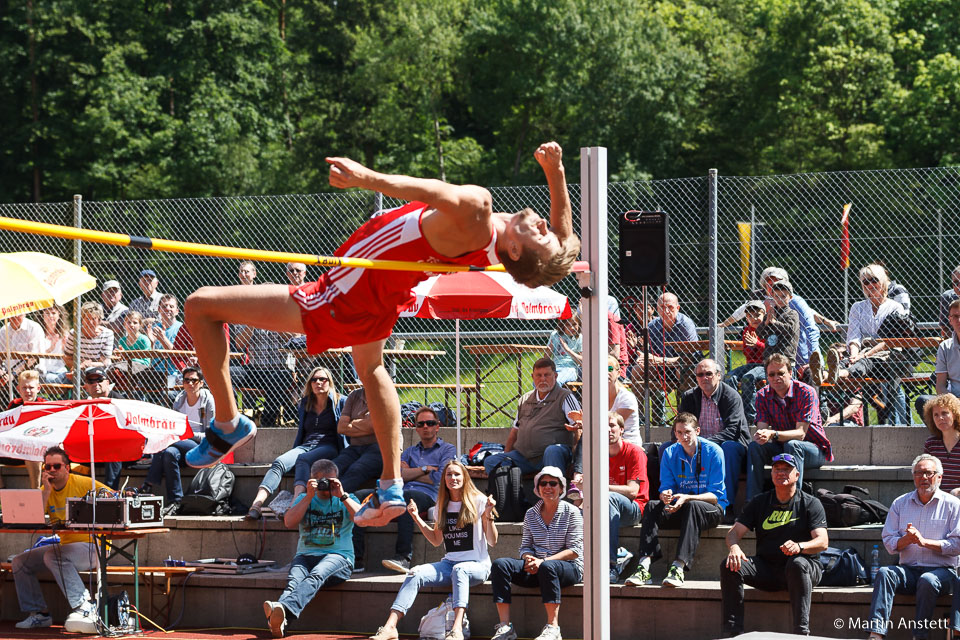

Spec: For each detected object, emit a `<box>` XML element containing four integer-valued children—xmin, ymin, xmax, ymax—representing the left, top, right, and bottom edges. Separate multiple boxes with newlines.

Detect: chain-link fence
<box><xmin>1</xmin><ymin>166</ymin><xmax>957</xmax><ymax>428</ymax></box>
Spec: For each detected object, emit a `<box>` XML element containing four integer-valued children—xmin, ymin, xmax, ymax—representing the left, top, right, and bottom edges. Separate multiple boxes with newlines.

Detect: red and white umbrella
<box><xmin>400</xmin><ymin>271</ymin><xmax>572</xmax><ymax>320</ymax></box>
<box><xmin>0</xmin><ymin>398</ymin><xmax>193</xmax><ymax>464</ymax></box>
<box><xmin>399</xmin><ymin>271</ymin><xmax>573</xmax><ymax>454</ymax></box>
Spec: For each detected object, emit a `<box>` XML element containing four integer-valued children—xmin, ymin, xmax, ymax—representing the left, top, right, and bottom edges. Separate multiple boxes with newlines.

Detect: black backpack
<box><xmin>428</xmin><ymin>401</ymin><xmax>458</xmax><ymax>427</ymax></box>
<box><xmin>816</xmin><ymin>485</ymin><xmax>888</xmax><ymax>527</ymax></box>
<box><xmin>818</xmin><ymin>546</ymin><xmax>868</xmax><ymax>586</ymax></box>
<box><xmin>487</xmin><ymin>464</ymin><xmax>528</xmax><ymax>522</ymax></box>
<box><xmin>400</xmin><ymin>402</ymin><xmax>423</xmax><ymax>429</ymax></box>
<box><xmin>878</xmin><ymin>309</ymin><xmax>922</xmax><ymax>376</ymax></box>
<box><xmin>180</xmin><ymin>463</ymin><xmax>236</xmax><ymax>516</ymax></box>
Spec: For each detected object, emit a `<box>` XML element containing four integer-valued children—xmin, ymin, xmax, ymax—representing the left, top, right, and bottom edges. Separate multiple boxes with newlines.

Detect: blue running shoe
<box><xmin>354</xmin><ymin>481</ymin><xmax>406</xmax><ymax>527</ymax></box>
<box><xmin>186</xmin><ymin>415</ymin><xmax>257</xmax><ymax>468</ymax></box>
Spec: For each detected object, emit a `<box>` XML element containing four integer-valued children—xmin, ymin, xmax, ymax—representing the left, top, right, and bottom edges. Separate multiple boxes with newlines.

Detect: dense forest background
<box><xmin>3</xmin><ymin>0</ymin><xmax>960</xmax><ymax>203</ymax></box>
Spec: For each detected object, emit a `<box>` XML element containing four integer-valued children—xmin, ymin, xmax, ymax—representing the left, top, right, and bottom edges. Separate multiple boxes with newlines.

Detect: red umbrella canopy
<box><xmin>400</xmin><ymin>271</ymin><xmax>572</xmax><ymax>320</ymax></box>
<box><xmin>0</xmin><ymin>398</ymin><xmax>193</xmax><ymax>463</ymax></box>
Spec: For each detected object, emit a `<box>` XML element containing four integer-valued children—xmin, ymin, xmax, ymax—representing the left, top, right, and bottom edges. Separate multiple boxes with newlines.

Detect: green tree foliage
<box><xmin>2</xmin><ymin>0</ymin><xmax>960</xmax><ymax>203</ymax></box>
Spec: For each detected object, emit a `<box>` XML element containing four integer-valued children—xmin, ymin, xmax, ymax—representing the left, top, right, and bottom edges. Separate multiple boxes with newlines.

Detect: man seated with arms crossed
<box><xmin>354</xmin><ymin>406</ymin><xmax>457</xmax><ymax>574</ymax></box>
<box><xmin>626</xmin><ymin>412</ymin><xmax>726</xmax><ymax>588</ymax></box>
<box><xmin>603</xmin><ymin>411</ymin><xmax>648</xmax><ymax>583</ymax></box>
<box><xmin>866</xmin><ymin>454</ymin><xmax>960</xmax><ymax>640</ymax></box>
<box><xmin>262</xmin><ymin>459</ymin><xmax>360</xmax><ymax>638</ymax></box>
<box><xmin>12</xmin><ymin>446</ymin><xmax>111</xmax><ymax>634</ymax></box>
<box><xmin>746</xmin><ymin>353</ymin><xmax>832</xmax><ymax>501</ymax></box>
<box><xmin>678</xmin><ymin>358</ymin><xmax>749</xmax><ymax>522</ymax></box>
<box><xmin>483</xmin><ymin>357</ymin><xmax>582</xmax><ymax>478</ymax></box>
<box><xmin>721</xmin><ymin>452</ymin><xmax>828</xmax><ymax>637</ymax></box>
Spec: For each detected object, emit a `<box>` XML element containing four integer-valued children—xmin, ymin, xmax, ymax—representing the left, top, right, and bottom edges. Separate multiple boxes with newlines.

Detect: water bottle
<box><xmin>870</xmin><ymin>544</ymin><xmax>880</xmax><ymax>583</ymax></box>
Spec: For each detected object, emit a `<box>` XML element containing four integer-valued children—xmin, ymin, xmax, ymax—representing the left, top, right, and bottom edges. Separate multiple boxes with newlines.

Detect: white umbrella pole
<box><xmin>5</xmin><ymin>327</ymin><xmax>12</xmax><ymax>400</ymax></box>
<box><xmin>455</xmin><ymin>319</ymin><xmax>462</xmax><ymax>457</ymax></box>
<box><xmin>87</xmin><ymin>411</ymin><xmax>96</xmax><ymax>522</ymax></box>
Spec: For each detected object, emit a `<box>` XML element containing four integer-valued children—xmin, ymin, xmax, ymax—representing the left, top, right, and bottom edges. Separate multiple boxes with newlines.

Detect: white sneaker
<box><xmin>16</xmin><ymin>612</ymin><xmax>53</xmax><ymax>629</ymax></box>
<box><xmin>263</xmin><ymin>600</ymin><xmax>286</xmax><ymax>638</ymax></box>
<box><xmin>63</xmin><ymin>601</ymin><xmax>98</xmax><ymax>634</ymax></box>
<box><xmin>491</xmin><ymin>622</ymin><xmax>518</xmax><ymax>640</ymax></box>
<box><xmin>535</xmin><ymin>624</ymin><xmax>563</xmax><ymax>640</ymax></box>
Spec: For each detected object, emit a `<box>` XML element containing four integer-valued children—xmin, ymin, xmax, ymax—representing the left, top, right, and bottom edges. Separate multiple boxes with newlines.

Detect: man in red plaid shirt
<box><xmin>746</xmin><ymin>353</ymin><xmax>832</xmax><ymax>500</ymax></box>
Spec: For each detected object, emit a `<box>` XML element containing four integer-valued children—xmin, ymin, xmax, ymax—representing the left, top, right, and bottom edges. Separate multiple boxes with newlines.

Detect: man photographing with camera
<box><xmin>262</xmin><ymin>459</ymin><xmax>361</xmax><ymax>638</ymax></box>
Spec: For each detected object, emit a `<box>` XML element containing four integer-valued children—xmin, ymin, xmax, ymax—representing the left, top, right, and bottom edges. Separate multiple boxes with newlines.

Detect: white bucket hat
<box><xmin>533</xmin><ymin>466</ymin><xmax>567</xmax><ymax>498</ymax></box>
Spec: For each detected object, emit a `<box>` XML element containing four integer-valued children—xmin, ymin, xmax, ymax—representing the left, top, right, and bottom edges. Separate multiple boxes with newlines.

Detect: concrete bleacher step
<box><xmin>3</xmin><ymin>569</ymin><xmax>942</xmax><ymax>639</ymax></box>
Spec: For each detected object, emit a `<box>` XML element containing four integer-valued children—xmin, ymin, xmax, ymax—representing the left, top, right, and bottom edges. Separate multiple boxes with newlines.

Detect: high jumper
<box><xmin>181</xmin><ymin>141</ymin><xmax>581</xmax><ymax>526</ymax></box>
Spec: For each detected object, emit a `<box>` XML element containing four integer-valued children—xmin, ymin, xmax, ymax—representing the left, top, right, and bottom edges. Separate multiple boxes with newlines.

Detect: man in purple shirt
<box><xmin>746</xmin><ymin>353</ymin><xmax>833</xmax><ymax>499</ymax></box>
<box><xmin>352</xmin><ymin>406</ymin><xmax>456</xmax><ymax>574</ymax></box>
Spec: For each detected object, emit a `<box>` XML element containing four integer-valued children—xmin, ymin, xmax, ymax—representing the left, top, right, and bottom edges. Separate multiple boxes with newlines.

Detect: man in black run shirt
<box><xmin>720</xmin><ymin>452</ymin><xmax>829</xmax><ymax>637</ymax></box>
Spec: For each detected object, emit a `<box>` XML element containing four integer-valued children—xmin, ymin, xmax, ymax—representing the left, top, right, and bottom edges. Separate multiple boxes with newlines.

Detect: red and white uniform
<box><xmin>292</xmin><ymin>201</ymin><xmax>499</xmax><ymax>353</ymax></box>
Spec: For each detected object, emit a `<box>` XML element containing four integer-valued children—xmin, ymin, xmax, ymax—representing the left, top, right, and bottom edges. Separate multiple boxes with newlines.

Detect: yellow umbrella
<box><xmin>0</xmin><ymin>252</ymin><xmax>97</xmax><ymax>396</ymax></box>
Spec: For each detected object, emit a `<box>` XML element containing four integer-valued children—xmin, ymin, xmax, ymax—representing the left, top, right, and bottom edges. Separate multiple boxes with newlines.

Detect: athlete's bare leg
<box><xmin>351</xmin><ymin>339</ymin><xmax>402</xmax><ymax>482</ymax></box>
<box><xmin>184</xmin><ymin>284</ymin><xmax>304</xmax><ymax>429</ymax></box>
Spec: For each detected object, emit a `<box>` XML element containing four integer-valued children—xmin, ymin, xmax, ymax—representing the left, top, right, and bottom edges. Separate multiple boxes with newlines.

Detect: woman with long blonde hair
<box><xmin>246</xmin><ymin>366</ymin><xmax>345</xmax><ymax>519</ymax></box>
<box><xmin>370</xmin><ymin>460</ymin><xmax>498</xmax><ymax>640</ymax></box>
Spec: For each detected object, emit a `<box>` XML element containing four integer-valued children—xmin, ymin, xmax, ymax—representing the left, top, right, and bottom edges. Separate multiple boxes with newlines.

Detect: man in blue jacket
<box><xmin>626</xmin><ymin>412</ymin><xmax>727</xmax><ymax>588</ymax></box>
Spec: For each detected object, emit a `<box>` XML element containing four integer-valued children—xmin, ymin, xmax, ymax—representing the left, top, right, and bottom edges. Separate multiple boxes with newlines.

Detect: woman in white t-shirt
<box><xmin>370</xmin><ymin>460</ymin><xmax>498</xmax><ymax>640</ymax></box>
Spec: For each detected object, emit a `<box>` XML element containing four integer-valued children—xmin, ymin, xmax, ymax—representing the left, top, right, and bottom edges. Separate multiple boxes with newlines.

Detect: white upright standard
<box><xmin>580</xmin><ymin>146</ymin><xmax>610</xmax><ymax>640</ymax></box>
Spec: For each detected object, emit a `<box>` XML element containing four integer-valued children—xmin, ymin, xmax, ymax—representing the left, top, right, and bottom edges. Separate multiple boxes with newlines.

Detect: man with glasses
<box><xmin>915</xmin><ymin>298</ymin><xmax>960</xmax><ymax>416</ymax></box>
<box><xmin>866</xmin><ymin>454</ymin><xmax>960</xmax><ymax>640</ymax></box>
<box><xmin>679</xmin><ymin>358</ymin><xmax>749</xmax><ymax>521</ymax></box>
<box><xmin>353</xmin><ymin>406</ymin><xmax>456</xmax><ymax>574</ymax></box>
<box><xmin>720</xmin><ymin>452</ymin><xmax>828</xmax><ymax>637</ymax></box>
<box><xmin>285</xmin><ymin>263</ymin><xmax>307</xmax><ymax>288</ymax></box>
<box><xmin>626</xmin><ymin>413</ymin><xmax>726</xmax><ymax>588</ymax></box>
<box><xmin>11</xmin><ymin>446</ymin><xmax>111</xmax><ymax>633</ymax></box>
<box><xmin>939</xmin><ymin>265</ymin><xmax>960</xmax><ymax>339</ymax></box>
<box><xmin>746</xmin><ymin>353</ymin><xmax>832</xmax><ymax>501</ymax></box>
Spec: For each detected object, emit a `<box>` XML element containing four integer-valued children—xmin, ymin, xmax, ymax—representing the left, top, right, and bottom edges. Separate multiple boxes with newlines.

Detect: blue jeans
<box><xmin>746</xmin><ymin>439</ymin><xmax>827</xmax><ymax>500</ymax></box>
<box><xmin>720</xmin><ymin>440</ymin><xmax>747</xmax><ymax>509</ymax></box>
<box><xmin>146</xmin><ymin>439</ymin><xmax>199</xmax><ymax>502</ymax></box>
<box><xmin>883</xmin><ymin>382</ymin><xmax>907</xmax><ymax>425</ymax></box>
<box><xmin>609</xmin><ymin>492</ymin><xmax>643</xmax><ymax>564</ymax></box>
<box><xmin>725</xmin><ymin>364</ymin><xmax>764</xmax><ymax>424</ymax></box>
<box><xmin>482</xmin><ymin>444</ymin><xmax>573</xmax><ymax>476</ymax></box>
<box><xmin>263</xmin><ymin>442</ymin><xmax>339</xmax><ymax>494</ymax></box>
<box><xmin>321</xmin><ymin>443</ymin><xmax>383</xmax><ymax>493</ymax></box>
<box><xmin>277</xmin><ymin>553</ymin><xmax>352</xmax><ymax>620</ymax></box>
<box><xmin>391</xmin><ymin>558</ymin><xmax>490</xmax><ymax>614</ymax></box>
<box><xmin>868</xmin><ymin>565</ymin><xmax>955</xmax><ymax>638</ymax></box>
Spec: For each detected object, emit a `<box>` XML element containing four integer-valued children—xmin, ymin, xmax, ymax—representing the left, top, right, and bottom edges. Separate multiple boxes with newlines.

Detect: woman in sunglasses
<box><xmin>820</xmin><ymin>263</ymin><xmax>910</xmax><ymax>423</ymax></box>
<box><xmin>370</xmin><ymin>460</ymin><xmax>498</xmax><ymax>640</ymax></box>
<box><xmin>246</xmin><ymin>366</ymin><xmax>345</xmax><ymax>519</ymax></box>
<box><xmin>141</xmin><ymin>366</ymin><xmax>216</xmax><ymax>515</ymax></box>
<box><xmin>489</xmin><ymin>466</ymin><xmax>583</xmax><ymax>640</ymax></box>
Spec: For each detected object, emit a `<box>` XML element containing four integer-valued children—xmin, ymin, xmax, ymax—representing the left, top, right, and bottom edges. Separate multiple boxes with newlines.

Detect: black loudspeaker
<box><xmin>619</xmin><ymin>210</ymin><xmax>669</xmax><ymax>286</ymax></box>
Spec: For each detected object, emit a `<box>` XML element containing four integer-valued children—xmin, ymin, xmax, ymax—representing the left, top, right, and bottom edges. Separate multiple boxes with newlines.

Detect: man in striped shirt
<box><xmin>746</xmin><ymin>353</ymin><xmax>832</xmax><ymax>500</ymax></box>
<box><xmin>867</xmin><ymin>454</ymin><xmax>960</xmax><ymax>639</ymax></box>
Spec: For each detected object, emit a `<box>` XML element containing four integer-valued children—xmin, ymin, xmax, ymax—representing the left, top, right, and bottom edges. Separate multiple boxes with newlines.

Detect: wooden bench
<box><xmin>0</xmin><ymin>561</ymin><xmax>198</xmax><ymax>625</ymax></box>
<box><xmin>818</xmin><ymin>375</ymin><xmax>933</xmax><ymax>425</ymax></box>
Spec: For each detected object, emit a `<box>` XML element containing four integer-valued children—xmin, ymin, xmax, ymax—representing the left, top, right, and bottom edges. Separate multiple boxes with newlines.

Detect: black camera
<box><xmin>315</xmin><ymin>478</ymin><xmax>331</xmax><ymax>492</ymax></box>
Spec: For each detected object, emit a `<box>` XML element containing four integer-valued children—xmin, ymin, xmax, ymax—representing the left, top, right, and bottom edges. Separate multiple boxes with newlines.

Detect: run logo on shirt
<box><xmin>762</xmin><ymin>508</ymin><xmax>799</xmax><ymax>530</ymax></box>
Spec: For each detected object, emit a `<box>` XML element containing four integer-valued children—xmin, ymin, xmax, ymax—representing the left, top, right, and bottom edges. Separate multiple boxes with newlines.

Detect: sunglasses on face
<box><xmin>43</xmin><ymin>463</ymin><xmax>64</xmax><ymax>471</ymax></box>
<box><xmin>608</xmin><ymin>365</ymin><xmax>616</xmax><ymax>372</ymax></box>
<box><xmin>538</xmin><ymin>480</ymin><xmax>560</xmax><ymax>488</ymax></box>
<box><xmin>861</xmin><ymin>277</ymin><xmax>879</xmax><ymax>286</ymax></box>
<box><xmin>310</xmin><ymin>376</ymin><xmax>329</xmax><ymax>383</ymax></box>
<box><xmin>416</xmin><ymin>419</ymin><xmax>439</xmax><ymax>427</ymax></box>
<box><xmin>183</xmin><ymin>377</ymin><xmax>201</xmax><ymax>384</ymax></box>
<box><xmin>85</xmin><ymin>377</ymin><xmax>105</xmax><ymax>383</ymax></box>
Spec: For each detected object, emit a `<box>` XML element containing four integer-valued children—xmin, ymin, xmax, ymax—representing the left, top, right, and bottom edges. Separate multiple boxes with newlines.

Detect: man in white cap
<box><xmin>100</xmin><ymin>279</ymin><xmax>128</xmax><ymax>335</ymax></box>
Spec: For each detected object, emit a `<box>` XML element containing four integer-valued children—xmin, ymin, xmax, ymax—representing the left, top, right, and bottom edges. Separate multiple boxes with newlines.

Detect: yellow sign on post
<box><xmin>737</xmin><ymin>222</ymin><xmax>752</xmax><ymax>290</ymax></box>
